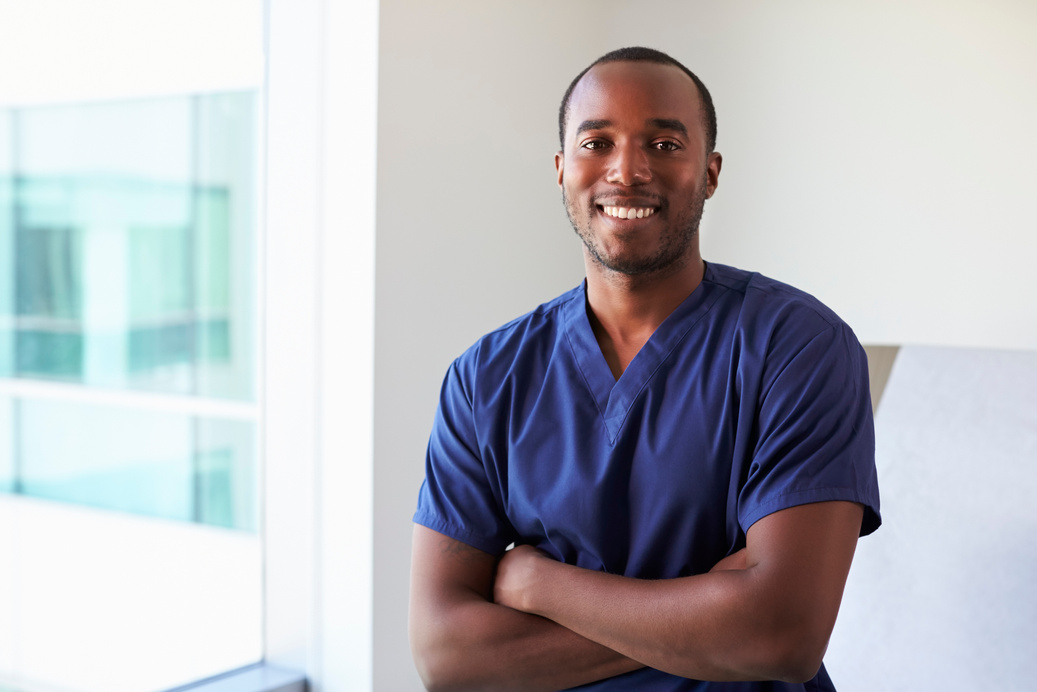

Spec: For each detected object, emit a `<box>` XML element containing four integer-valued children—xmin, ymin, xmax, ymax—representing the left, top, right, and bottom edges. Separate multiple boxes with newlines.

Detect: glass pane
<box><xmin>0</xmin><ymin>397</ymin><xmax>12</xmax><ymax>494</ymax></box>
<box><xmin>11</xmin><ymin>396</ymin><xmax>256</xmax><ymax>531</ymax></box>
<box><xmin>0</xmin><ymin>402</ymin><xmax>261</xmax><ymax>691</ymax></box>
<box><xmin>0</xmin><ymin>93</ymin><xmax>256</xmax><ymax>400</ymax></box>
<box><xmin>0</xmin><ymin>92</ymin><xmax>261</xmax><ymax>692</ymax></box>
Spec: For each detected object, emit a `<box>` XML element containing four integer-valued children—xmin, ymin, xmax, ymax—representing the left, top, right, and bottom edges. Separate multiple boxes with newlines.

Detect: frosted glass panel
<box><xmin>0</xmin><ymin>93</ymin><xmax>261</xmax><ymax>690</ymax></box>
<box><xmin>9</xmin><ymin>395</ymin><xmax>256</xmax><ymax>531</ymax></box>
<box><xmin>0</xmin><ymin>92</ymin><xmax>258</xmax><ymax>529</ymax></box>
<box><xmin>0</xmin><ymin>93</ymin><xmax>256</xmax><ymax>400</ymax></box>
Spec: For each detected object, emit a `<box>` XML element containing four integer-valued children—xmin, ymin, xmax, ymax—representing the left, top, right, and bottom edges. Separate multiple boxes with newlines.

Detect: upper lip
<box><xmin>594</xmin><ymin>195</ymin><xmax>662</xmax><ymax>209</ymax></box>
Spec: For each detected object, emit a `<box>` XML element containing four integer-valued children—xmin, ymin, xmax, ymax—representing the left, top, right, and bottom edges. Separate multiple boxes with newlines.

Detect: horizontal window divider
<box><xmin>160</xmin><ymin>663</ymin><xmax>305</xmax><ymax>692</ymax></box>
<box><xmin>0</xmin><ymin>377</ymin><xmax>258</xmax><ymax>420</ymax></box>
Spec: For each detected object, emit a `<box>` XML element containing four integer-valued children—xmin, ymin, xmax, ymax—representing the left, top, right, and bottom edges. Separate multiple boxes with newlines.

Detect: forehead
<box><xmin>567</xmin><ymin>61</ymin><xmax>703</xmax><ymax>141</ymax></box>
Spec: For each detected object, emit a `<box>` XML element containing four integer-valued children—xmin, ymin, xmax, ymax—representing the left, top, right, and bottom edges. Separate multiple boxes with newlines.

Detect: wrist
<box><xmin>522</xmin><ymin>554</ymin><xmax>560</xmax><ymax>617</ymax></box>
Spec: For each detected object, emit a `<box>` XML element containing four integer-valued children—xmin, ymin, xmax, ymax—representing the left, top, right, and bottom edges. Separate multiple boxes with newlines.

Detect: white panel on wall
<box><xmin>826</xmin><ymin>345</ymin><xmax>1037</xmax><ymax>691</ymax></box>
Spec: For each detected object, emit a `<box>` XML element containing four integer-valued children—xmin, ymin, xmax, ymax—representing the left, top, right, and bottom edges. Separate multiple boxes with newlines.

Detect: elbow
<box><xmin>414</xmin><ymin>664</ymin><xmax>453</xmax><ymax>692</ymax></box>
<box><xmin>410</xmin><ymin>625</ymin><xmax>471</xmax><ymax>692</ymax></box>
<box><xmin>413</xmin><ymin>655</ymin><xmax>483</xmax><ymax>692</ymax></box>
<box><xmin>739</xmin><ymin>589</ymin><xmax>838</xmax><ymax>684</ymax></box>
<box><xmin>411</xmin><ymin>644</ymin><xmax>439</xmax><ymax>692</ymax></box>
<box><xmin>770</xmin><ymin>651</ymin><xmax>825</xmax><ymax>685</ymax></box>
<box><xmin>410</xmin><ymin>636</ymin><xmax>451</xmax><ymax>692</ymax></box>
<box><xmin>412</xmin><ymin>647</ymin><xmax>453</xmax><ymax>692</ymax></box>
<box><xmin>755</xmin><ymin>625</ymin><xmax>830</xmax><ymax>684</ymax></box>
<box><xmin>667</xmin><ymin>624</ymin><xmax>828</xmax><ymax>683</ymax></box>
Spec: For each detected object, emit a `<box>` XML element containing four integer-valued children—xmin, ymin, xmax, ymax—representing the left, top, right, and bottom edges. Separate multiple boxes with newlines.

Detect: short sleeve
<box><xmin>414</xmin><ymin>358</ymin><xmax>515</xmax><ymax>555</ymax></box>
<box><xmin>737</xmin><ymin>322</ymin><xmax>881</xmax><ymax>536</ymax></box>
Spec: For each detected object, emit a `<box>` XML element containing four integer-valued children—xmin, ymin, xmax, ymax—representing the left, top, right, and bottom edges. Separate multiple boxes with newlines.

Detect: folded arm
<box><xmin>409</xmin><ymin>524</ymin><xmax>643</xmax><ymax>692</ymax></box>
<box><xmin>494</xmin><ymin>501</ymin><xmax>864</xmax><ymax>684</ymax></box>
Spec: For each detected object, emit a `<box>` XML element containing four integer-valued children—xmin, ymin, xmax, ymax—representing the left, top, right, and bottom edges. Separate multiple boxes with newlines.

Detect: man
<box><xmin>410</xmin><ymin>46</ymin><xmax>880</xmax><ymax>691</ymax></box>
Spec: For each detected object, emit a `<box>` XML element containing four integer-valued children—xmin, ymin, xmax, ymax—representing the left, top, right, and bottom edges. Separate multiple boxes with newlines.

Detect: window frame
<box><xmin>260</xmin><ymin>0</ymin><xmax>378</xmax><ymax>689</ymax></box>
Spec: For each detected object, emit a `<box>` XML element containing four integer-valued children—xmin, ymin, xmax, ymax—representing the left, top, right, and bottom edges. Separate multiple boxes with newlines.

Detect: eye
<box><xmin>653</xmin><ymin>140</ymin><xmax>681</xmax><ymax>151</ymax></box>
<box><xmin>580</xmin><ymin>139</ymin><xmax>610</xmax><ymax>151</ymax></box>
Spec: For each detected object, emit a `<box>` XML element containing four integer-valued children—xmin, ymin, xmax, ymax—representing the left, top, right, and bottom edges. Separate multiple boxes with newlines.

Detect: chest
<box><xmin>483</xmin><ymin>355</ymin><xmax>753</xmax><ymax>578</ymax></box>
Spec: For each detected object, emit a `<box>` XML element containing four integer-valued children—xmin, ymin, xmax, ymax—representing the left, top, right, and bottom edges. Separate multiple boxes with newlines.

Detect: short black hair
<box><xmin>558</xmin><ymin>46</ymin><xmax>717</xmax><ymax>154</ymax></box>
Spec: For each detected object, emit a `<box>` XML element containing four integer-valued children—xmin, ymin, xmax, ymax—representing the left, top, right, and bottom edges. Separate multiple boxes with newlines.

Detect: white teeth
<box><xmin>603</xmin><ymin>206</ymin><xmax>654</xmax><ymax>219</ymax></box>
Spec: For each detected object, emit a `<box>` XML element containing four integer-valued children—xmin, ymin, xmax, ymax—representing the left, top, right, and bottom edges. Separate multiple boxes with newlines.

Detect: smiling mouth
<box><xmin>599</xmin><ymin>205</ymin><xmax>656</xmax><ymax>219</ymax></box>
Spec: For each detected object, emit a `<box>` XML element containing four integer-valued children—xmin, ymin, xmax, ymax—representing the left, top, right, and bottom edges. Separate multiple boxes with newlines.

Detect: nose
<box><xmin>605</xmin><ymin>142</ymin><xmax>651</xmax><ymax>186</ymax></box>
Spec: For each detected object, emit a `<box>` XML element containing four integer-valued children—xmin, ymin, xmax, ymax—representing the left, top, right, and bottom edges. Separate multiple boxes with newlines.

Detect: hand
<box><xmin>494</xmin><ymin>544</ymin><xmax>554</xmax><ymax>613</ymax></box>
<box><xmin>709</xmin><ymin>547</ymin><xmax>749</xmax><ymax>573</ymax></box>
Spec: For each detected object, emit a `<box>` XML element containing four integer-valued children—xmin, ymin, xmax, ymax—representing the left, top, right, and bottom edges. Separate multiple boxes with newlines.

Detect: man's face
<box><xmin>556</xmin><ymin>61</ymin><xmax>721</xmax><ymax>277</ymax></box>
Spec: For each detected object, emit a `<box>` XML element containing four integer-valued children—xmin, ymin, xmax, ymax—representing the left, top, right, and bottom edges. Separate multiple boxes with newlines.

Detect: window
<box><xmin>0</xmin><ymin>1</ymin><xmax>377</xmax><ymax>689</ymax></box>
<box><xmin>0</xmin><ymin>92</ymin><xmax>262</xmax><ymax>692</ymax></box>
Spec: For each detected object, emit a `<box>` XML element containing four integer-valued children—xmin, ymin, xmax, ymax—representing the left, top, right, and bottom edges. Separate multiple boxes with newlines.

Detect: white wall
<box><xmin>375</xmin><ymin>4</ymin><xmax>592</xmax><ymax>688</ymax></box>
<box><xmin>633</xmin><ymin>0</ymin><xmax>1037</xmax><ymax>350</ymax></box>
<box><xmin>374</xmin><ymin>1</ymin><xmax>1037</xmax><ymax>690</ymax></box>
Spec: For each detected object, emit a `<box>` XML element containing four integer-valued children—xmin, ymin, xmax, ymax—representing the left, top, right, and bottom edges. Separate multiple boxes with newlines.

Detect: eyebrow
<box><xmin>648</xmin><ymin>119</ymin><xmax>688</xmax><ymax>137</ymax></box>
<box><xmin>574</xmin><ymin>119</ymin><xmax>611</xmax><ymax>136</ymax></box>
<box><xmin>573</xmin><ymin>118</ymin><xmax>689</xmax><ymax>138</ymax></box>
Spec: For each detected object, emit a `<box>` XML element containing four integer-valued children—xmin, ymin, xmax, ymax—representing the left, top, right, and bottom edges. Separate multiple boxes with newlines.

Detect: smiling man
<box><xmin>410</xmin><ymin>47</ymin><xmax>880</xmax><ymax>691</ymax></box>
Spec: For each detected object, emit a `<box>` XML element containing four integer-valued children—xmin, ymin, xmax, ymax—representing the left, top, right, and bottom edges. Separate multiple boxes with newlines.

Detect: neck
<box><xmin>583</xmin><ymin>250</ymin><xmax>705</xmax><ymax>379</ymax></box>
<box><xmin>585</xmin><ymin>251</ymin><xmax>705</xmax><ymax>336</ymax></box>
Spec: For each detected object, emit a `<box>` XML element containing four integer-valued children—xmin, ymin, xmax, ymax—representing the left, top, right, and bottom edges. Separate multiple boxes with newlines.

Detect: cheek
<box><xmin>563</xmin><ymin>159</ymin><xmax>601</xmax><ymax>188</ymax></box>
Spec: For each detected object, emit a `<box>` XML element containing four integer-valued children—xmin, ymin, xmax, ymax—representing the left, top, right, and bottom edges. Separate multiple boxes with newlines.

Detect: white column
<box><xmin>264</xmin><ymin>0</ymin><xmax>377</xmax><ymax>689</ymax></box>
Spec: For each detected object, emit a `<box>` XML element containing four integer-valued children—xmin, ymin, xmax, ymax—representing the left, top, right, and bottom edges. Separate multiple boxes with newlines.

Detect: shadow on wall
<box><xmin>863</xmin><ymin>345</ymin><xmax>899</xmax><ymax>413</ymax></box>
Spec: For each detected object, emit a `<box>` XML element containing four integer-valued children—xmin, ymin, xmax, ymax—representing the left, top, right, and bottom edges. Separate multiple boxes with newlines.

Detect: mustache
<box><xmin>591</xmin><ymin>193</ymin><xmax>666</xmax><ymax>208</ymax></box>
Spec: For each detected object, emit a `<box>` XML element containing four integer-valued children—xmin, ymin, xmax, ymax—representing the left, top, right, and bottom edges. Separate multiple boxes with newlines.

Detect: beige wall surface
<box><xmin>375</xmin><ymin>5</ymin><xmax>590</xmax><ymax>689</ymax></box>
<box><xmin>374</xmin><ymin>2</ymin><xmax>1037</xmax><ymax>689</ymax></box>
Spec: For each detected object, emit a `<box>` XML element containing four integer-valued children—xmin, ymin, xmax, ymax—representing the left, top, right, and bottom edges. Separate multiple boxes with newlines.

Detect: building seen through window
<box><xmin>0</xmin><ymin>91</ymin><xmax>261</xmax><ymax>692</ymax></box>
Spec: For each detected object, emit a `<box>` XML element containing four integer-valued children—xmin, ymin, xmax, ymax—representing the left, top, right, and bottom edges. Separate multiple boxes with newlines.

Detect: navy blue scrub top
<box><xmin>415</xmin><ymin>262</ymin><xmax>881</xmax><ymax>691</ymax></box>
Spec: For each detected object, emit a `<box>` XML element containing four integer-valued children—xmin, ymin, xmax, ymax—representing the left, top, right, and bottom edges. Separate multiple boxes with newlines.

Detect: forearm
<box><xmin>410</xmin><ymin>524</ymin><xmax>641</xmax><ymax>691</ymax></box>
<box><xmin>512</xmin><ymin>561</ymin><xmax>813</xmax><ymax>683</ymax></box>
<box><xmin>495</xmin><ymin>502</ymin><xmax>864</xmax><ymax>684</ymax></box>
<box><xmin>412</xmin><ymin>593</ymin><xmax>640</xmax><ymax>691</ymax></box>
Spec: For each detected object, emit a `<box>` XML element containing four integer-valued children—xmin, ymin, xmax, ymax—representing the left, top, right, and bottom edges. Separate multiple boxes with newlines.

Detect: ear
<box><xmin>555</xmin><ymin>150</ymin><xmax>564</xmax><ymax>188</ymax></box>
<box><xmin>705</xmin><ymin>152</ymin><xmax>723</xmax><ymax>199</ymax></box>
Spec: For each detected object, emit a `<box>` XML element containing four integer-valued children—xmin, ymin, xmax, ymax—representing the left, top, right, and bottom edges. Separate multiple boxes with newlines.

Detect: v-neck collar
<box><xmin>562</xmin><ymin>265</ymin><xmax>723</xmax><ymax>444</ymax></box>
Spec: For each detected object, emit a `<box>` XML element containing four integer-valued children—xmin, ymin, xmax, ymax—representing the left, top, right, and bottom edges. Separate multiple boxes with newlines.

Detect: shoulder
<box><xmin>702</xmin><ymin>262</ymin><xmax>850</xmax><ymax>345</ymax></box>
<box><xmin>701</xmin><ymin>263</ymin><xmax>867</xmax><ymax>395</ymax></box>
<box><xmin>450</xmin><ymin>284</ymin><xmax>582</xmax><ymax>383</ymax></box>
